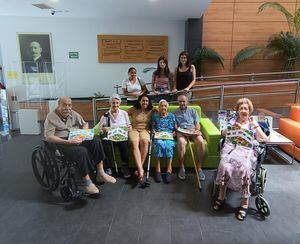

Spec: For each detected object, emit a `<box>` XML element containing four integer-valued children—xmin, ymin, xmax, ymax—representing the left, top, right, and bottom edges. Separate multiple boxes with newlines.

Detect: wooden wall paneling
<box><xmin>72</xmin><ymin>102</ymin><xmax>93</xmax><ymax>121</ymax></box>
<box><xmin>231</xmin><ymin>40</ymin><xmax>269</xmax><ymax>60</ymax></box>
<box><xmin>202</xmin><ymin>59</ymin><xmax>232</xmax><ymax>76</ymax></box>
<box><xmin>19</xmin><ymin>101</ymin><xmax>49</xmax><ymax>121</ymax></box>
<box><xmin>232</xmin><ymin>59</ymin><xmax>284</xmax><ymax>73</ymax></box>
<box><xmin>202</xmin><ymin>41</ymin><xmax>232</xmax><ymax>60</ymax></box>
<box><xmin>203</xmin><ymin>2</ymin><xmax>234</xmax><ymax>22</ymax></box>
<box><xmin>236</xmin><ymin>0</ymin><xmax>296</xmax><ymax>3</ymax></box>
<box><xmin>203</xmin><ymin>22</ymin><xmax>233</xmax><ymax>41</ymax></box>
<box><xmin>233</xmin><ymin>22</ymin><xmax>289</xmax><ymax>41</ymax></box>
<box><xmin>234</xmin><ymin>3</ymin><xmax>296</xmax><ymax>22</ymax></box>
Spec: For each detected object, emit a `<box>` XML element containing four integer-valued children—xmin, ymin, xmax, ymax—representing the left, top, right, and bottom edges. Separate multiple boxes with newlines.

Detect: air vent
<box><xmin>32</xmin><ymin>3</ymin><xmax>54</xmax><ymax>9</ymax></box>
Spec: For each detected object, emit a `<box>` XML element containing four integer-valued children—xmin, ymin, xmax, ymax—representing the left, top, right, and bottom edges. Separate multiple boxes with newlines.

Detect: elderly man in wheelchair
<box><xmin>213</xmin><ymin>98</ymin><xmax>268</xmax><ymax>221</ymax></box>
<box><xmin>32</xmin><ymin>96</ymin><xmax>116</xmax><ymax>199</ymax></box>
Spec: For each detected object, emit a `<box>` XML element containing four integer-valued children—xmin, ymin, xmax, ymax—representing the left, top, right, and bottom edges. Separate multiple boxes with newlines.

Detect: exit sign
<box><xmin>69</xmin><ymin>52</ymin><xmax>79</xmax><ymax>59</ymax></box>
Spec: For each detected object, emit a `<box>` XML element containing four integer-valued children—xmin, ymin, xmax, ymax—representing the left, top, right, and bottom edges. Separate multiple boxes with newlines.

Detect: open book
<box><xmin>68</xmin><ymin>129</ymin><xmax>94</xmax><ymax>141</ymax></box>
<box><xmin>225</xmin><ymin>125</ymin><xmax>254</xmax><ymax>148</ymax></box>
<box><xmin>177</xmin><ymin>127</ymin><xmax>197</xmax><ymax>136</ymax></box>
<box><xmin>106</xmin><ymin>126</ymin><xmax>128</xmax><ymax>142</ymax></box>
<box><xmin>154</xmin><ymin>131</ymin><xmax>174</xmax><ymax>140</ymax></box>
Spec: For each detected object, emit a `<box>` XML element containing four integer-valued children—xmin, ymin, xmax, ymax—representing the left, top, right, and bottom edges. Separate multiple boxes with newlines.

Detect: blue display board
<box><xmin>0</xmin><ymin>89</ymin><xmax>9</xmax><ymax>136</ymax></box>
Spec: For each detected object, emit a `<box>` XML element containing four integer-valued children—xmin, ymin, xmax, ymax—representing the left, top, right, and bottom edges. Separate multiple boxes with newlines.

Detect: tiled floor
<box><xmin>0</xmin><ymin>135</ymin><xmax>300</xmax><ymax>244</ymax></box>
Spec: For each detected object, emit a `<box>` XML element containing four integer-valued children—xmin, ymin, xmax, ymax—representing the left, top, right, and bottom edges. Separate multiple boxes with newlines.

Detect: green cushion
<box><xmin>95</xmin><ymin>105</ymin><xmax>221</xmax><ymax>168</ymax></box>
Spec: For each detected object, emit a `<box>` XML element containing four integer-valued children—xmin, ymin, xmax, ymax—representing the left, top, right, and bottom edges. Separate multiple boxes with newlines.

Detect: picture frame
<box><xmin>18</xmin><ymin>33</ymin><xmax>53</xmax><ymax>74</ymax></box>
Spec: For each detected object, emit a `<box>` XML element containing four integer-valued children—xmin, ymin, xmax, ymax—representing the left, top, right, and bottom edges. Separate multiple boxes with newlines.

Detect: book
<box><xmin>225</xmin><ymin>125</ymin><xmax>254</xmax><ymax>148</ymax></box>
<box><xmin>106</xmin><ymin>126</ymin><xmax>128</xmax><ymax>142</ymax></box>
<box><xmin>68</xmin><ymin>129</ymin><xmax>94</xmax><ymax>141</ymax></box>
<box><xmin>177</xmin><ymin>127</ymin><xmax>197</xmax><ymax>135</ymax></box>
<box><xmin>154</xmin><ymin>131</ymin><xmax>174</xmax><ymax>140</ymax></box>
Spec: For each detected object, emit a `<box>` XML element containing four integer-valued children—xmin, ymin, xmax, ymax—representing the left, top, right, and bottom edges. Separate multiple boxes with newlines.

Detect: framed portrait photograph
<box><xmin>18</xmin><ymin>33</ymin><xmax>53</xmax><ymax>74</ymax></box>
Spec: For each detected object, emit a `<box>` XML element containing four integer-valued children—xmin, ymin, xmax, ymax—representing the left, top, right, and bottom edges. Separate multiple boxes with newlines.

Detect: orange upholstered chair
<box><xmin>278</xmin><ymin>105</ymin><xmax>300</xmax><ymax>161</ymax></box>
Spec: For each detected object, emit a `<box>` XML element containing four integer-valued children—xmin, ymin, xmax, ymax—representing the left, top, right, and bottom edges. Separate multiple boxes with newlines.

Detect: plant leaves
<box><xmin>233</xmin><ymin>46</ymin><xmax>263</xmax><ymax>69</ymax></box>
<box><xmin>258</xmin><ymin>2</ymin><xmax>294</xmax><ymax>31</ymax></box>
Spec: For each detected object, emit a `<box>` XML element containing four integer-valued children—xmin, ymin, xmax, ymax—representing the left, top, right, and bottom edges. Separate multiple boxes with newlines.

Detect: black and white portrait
<box><xmin>18</xmin><ymin>33</ymin><xmax>53</xmax><ymax>73</ymax></box>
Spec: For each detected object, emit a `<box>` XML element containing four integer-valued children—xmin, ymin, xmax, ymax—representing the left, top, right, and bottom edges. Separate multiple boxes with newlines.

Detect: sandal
<box><xmin>213</xmin><ymin>199</ymin><xmax>225</xmax><ymax>211</ymax></box>
<box><xmin>236</xmin><ymin>207</ymin><xmax>248</xmax><ymax>221</ymax></box>
<box><xmin>138</xmin><ymin>175</ymin><xmax>146</xmax><ymax>185</ymax></box>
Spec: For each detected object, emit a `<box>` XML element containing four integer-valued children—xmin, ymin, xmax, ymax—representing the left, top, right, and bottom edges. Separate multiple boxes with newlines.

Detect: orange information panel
<box><xmin>97</xmin><ymin>35</ymin><xmax>168</xmax><ymax>63</ymax></box>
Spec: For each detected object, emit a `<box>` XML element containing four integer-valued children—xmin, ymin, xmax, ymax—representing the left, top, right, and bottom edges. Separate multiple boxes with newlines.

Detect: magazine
<box><xmin>68</xmin><ymin>129</ymin><xmax>94</xmax><ymax>141</ymax></box>
<box><xmin>225</xmin><ymin>125</ymin><xmax>254</xmax><ymax>148</ymax></box>
<box><xmin>106</xmin><ymin>126</ymin><xmax>128</xmax><ymax>142</ymax></box>
<box><xmin>177</xmin><ymin>127</ymin><xmax>197</xmax><ymax>135</ymax></box>
<box><xmin>154</xmin><ymin>131</ymin><xmax>174</xmax><ymax>140</ymax></box>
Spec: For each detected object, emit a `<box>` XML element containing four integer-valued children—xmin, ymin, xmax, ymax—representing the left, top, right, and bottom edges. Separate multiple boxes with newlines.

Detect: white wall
<box><xmin>0</xmin><ymin>16</ymin><xmax>185</xmax><ymax>99</ymax></box>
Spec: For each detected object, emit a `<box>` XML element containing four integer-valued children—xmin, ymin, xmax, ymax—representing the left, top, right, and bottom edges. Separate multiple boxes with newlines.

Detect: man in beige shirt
<box><xmin>44</xmin><ymin>96</ymin><xmax>116</xmax><ymax>195</ymax></box>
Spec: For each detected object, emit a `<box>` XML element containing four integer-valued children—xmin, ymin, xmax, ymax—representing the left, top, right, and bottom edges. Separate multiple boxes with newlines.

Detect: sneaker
<box><xmin>97</xmin><ymin>173</ymin><xmax>116</xmax><ymax>184</ymax></box>
<box><xmin>165</xmin><ymin>172</ymin><xmax>172</xmax><ymax>183</ymax></box>
<box><xmin>121</xmin><ymin>166</ymin><xmax>131</xmax><ymax>179</ymax></box>
<box><xmin>177</xmin><ymin>167</ymin><xmax>186</xmax><ymax>180</ymax></box>
<box><xmin>198</xmin><ymin>169</ymin><xmax>206</xmax><ymax>181</ymax></box>
<box><xmin>155</xmin><ymin>172</ymin><xmax>162</xmax><ymax>183</ymax></box>
<box><xmin>106</xmin><ymin>168</ymin><xmax>113</xmax><ymax>176</ymax></box>
<box><xmin>83</xmin><ymin>183</ymin><xmax>99</xmax><ymax>194</ymax></box>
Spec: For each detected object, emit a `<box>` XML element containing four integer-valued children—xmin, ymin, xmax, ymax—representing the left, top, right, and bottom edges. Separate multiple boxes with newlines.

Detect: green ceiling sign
<box><xmin>69</xmin><ymin>52</ymin><xmax>79</xmax><ymax>59</ymax></box>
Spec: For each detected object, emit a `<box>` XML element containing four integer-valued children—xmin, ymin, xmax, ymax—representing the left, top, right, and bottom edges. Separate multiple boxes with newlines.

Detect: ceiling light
<box><xmin>32</xmin><ymin>3</ymin><xmax>54</xmax><ymax>9</ymax></box>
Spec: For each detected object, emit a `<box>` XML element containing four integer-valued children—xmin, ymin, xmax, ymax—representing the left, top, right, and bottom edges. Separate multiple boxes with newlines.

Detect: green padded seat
<box><xmin>93</xmin><ymin>105</ymin><xmax>221</xmax><ymax>169</ymax></box>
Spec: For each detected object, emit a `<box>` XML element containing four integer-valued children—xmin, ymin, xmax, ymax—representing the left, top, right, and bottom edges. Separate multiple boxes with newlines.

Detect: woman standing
<box><xmin>172</xmin><ymin>51</ymin><xmax>196</xmax><ymax>95</ymax></box>
<box><xmin>152</xmin><ymin>56</ymin><xmax>173</xmax><ymax>102</ymax></box>
<box><xmin>214</xmin><ymin>98</ymin><xmax>267</xmax><ymax>221</ymax></box>
<box><xmin>152</xmin><ymin>99</ymin><xmax>176</xmax><ymax>183</ymax></box>
<box><xmin>122</xmin><ymin>67</ymin><xmax>146</xmax><ymax>105</ymax></box>
<box><xmin>127</xmin><ymin>94</ymin><xmax>154</xmax><ymax>185</ymax></box>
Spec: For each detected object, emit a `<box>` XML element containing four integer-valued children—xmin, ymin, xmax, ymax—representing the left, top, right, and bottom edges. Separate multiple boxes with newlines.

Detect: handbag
<box><xmin>137</xmin><ymin>78</ymin><xmax>149</xmax><ymax>94</ymax></box>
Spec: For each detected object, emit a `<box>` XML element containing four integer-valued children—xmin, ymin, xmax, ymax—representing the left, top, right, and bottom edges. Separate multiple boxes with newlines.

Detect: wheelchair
<box><xmin>211</xmin><ymin>139</ymin><xmax>271</xmax><ymax>218</ymax></box>
<box><xmin>32</xmin><ymin>140</ymin><xmax>88</xmax><ymax>202</ymax></box>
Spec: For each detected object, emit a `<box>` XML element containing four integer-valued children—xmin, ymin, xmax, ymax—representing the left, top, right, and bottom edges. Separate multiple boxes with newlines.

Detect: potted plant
<box><xmin>233</xmin><ymin>2</ymin><xmax>300</xmax><ymax>72</ymax></box>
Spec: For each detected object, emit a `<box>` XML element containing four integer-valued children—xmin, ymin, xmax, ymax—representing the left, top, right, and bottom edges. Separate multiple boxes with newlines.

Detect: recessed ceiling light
<box><xmin>32</xmin><ymin>3</ymin><xmax>54</xmax><ymax>9</ymax></box>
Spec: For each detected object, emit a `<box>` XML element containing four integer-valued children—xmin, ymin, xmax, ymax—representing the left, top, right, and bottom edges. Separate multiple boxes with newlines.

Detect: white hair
<box><xmin>109</xmin><ymin>93</ymin><xmax>121</xmax><ymax>104</ymax></box>
<box><xmin>158</xmin><ymin>99</ymin><xmax>168</xmax><ymax>106</ymax></box>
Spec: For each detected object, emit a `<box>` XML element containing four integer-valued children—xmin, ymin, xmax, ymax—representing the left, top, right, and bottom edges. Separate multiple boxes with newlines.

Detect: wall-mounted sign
<box><xmin>69</xmin><ymin>52</ymin><xmax>79</xmax><ymax>59</ymax></box>
<box><xmin>97</xmin><ymin>35</ymin><xmax>168</xmax><ymax>63</ymax></box>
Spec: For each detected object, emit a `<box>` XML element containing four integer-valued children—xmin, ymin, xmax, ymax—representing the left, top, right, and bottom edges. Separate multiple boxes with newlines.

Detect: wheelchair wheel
<box><xmin>259</xmin><ymin>167</ymin><xmax>267</xmax><ymax>193</ymax></box>
<box><xmin>211</xmin><ymin>181</ymin><xmax>218</xmax><ymax>197</ymax></box>
<box><xmin>255</xmin><ymin>196</ymin><xmax>271</xmax><ymax>217</ymax></box>
<box><xmin>32</xmin><ymin>145</ymin><xmax>60</xmax><ymax>192</ymax></box>
<box><xmin>60</xmin><ymin>186</ymin><xmax>74</xmax><ymax>202</ymax></box>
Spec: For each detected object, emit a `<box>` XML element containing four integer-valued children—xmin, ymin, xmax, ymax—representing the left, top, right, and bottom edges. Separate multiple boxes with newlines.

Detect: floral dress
<box><xmin>215</xmin><ymin>118</ymin><xmax>258</xmax><ymax>198</ymax></box>
<box><xmin>152</xmin><ymin>112</ymin><xmax>176</xmax><ymax>159</ymax></box>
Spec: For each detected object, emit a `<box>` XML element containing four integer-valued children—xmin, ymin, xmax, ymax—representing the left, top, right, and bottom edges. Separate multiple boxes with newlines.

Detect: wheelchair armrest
<box><xmin>42</xmin><ymin>139</ymin><xmax>60</xmax><ymax>153</ymax></box>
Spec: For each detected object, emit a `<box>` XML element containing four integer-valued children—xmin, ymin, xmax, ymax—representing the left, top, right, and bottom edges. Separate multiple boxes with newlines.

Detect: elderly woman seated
<box><xmin>98</xmin><ymin>93</ymin><xmax>132</xmax><ymax>179</ymax></box>
<box><xmin>152</xmin><ymin>99</ymin><xmax>176</xmax><ymax>183</ymax></box>
<box><xmin>214</xmin><ymin>98</ymin><xmax>268</xmax><ymax>221</ymax></box>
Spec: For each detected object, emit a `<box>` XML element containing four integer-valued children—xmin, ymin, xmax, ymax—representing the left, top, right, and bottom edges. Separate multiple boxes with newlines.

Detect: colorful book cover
<box><xmin>68</xmin><ymin>129</ymin><xmax>94</xmax><ymax>141</ymax></box>
<box><xmin>154</xmin><ymin>131</ymin><xmax>174</xmax><ymax>140</ymax></box>
<box><xmin>106</xmin><ymin>126</ymin><xmax>128</xmax><ymax>142</ymax></box>
<box><xmin>225</xmin><ymin>125</ymin><xmax>254</xmax><ymax>148</ymax></box>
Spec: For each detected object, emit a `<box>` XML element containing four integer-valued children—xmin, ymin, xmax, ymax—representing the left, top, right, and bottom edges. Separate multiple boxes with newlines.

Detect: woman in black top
<box><xmin>172</xmin><ymin>51</ymin><xmax>196</xmax><ymax>93</ymax></box>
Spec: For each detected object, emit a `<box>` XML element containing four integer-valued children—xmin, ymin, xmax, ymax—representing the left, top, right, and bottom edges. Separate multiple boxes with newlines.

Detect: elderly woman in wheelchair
<box><xmin>33</xmin><ymin>96</ymin><xmax>116</xmax><ymax>200</ymax></box>
<box><xmin>213</xmin><ymin>98</ymin><xmax>268</xmax><ymax>221</ymax></box>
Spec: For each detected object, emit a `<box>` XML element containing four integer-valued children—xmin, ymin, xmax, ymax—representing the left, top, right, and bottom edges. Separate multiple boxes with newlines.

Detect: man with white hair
<box><xmin>44</xmin><ymin>96</ymin><xmax>116</xmax><ymax>195</ymax></box>
<box><xmin>173</xmin><ymin>94</ymin><xmax>206</xmax><ymax>181</ymax></box>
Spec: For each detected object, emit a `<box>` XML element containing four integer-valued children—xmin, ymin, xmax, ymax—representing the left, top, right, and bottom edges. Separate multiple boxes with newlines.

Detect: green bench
<box><xmin>94</xmin><ymin>105</ymin><xmax>221</xmax><ymax>169</ymax></box>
